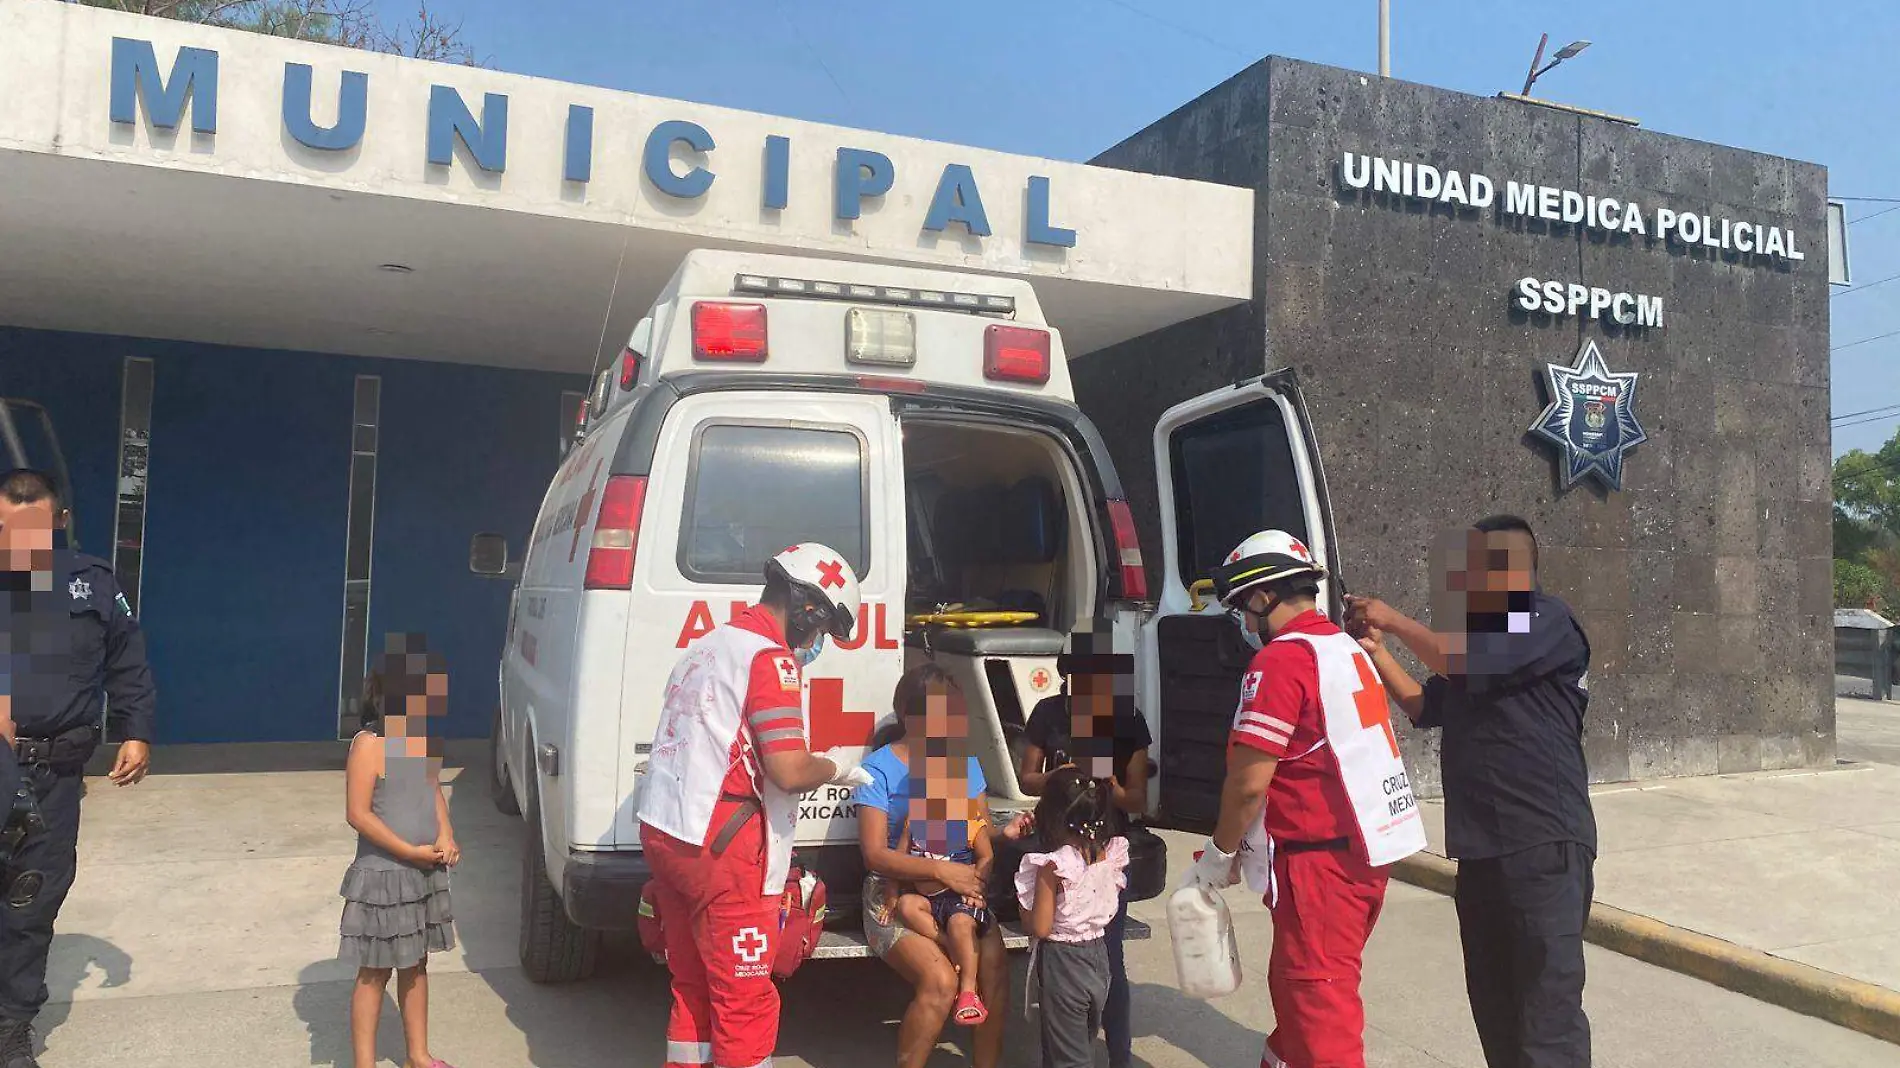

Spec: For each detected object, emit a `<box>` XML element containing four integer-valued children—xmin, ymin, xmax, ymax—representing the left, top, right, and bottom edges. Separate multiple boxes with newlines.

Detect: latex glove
<box><xmin>1182</xmin><ymin>838</ymin><xmax>1240</xmax><ymax>892</ymax></box>
<box><xmin>821</xmin><ymin>748</ymin><xmax>873</xmax><ymax>788</ymax></box>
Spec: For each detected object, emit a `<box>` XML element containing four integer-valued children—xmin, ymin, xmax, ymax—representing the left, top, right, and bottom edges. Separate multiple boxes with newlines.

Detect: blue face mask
<box><xmin>795</xmin><ymin>634</ymin><xmax>826</xmax><ymax>668</ymax></box>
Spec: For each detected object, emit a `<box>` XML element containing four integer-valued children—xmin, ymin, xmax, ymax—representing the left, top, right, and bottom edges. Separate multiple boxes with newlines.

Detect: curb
<box><xmin>1390</xmin><ymin>852</ymin><xmax>1900</xmax><ymax>1047</ymax></box>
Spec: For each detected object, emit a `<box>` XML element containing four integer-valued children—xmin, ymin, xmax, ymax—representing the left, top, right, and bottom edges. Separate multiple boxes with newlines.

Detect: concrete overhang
<box><xmin>0</xmin><ymin>1</ymin><xmax>1253</xmax><ymax>374</ymax></box>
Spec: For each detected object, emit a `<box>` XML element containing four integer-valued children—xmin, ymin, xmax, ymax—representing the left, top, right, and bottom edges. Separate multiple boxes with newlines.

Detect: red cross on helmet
<box><xmin>766</xmin><ymin>543</ymin><xmax>862</xmax><ymax>640</ymax></box>
<box><xmin>1211</xmin><ymin>529</ymin><xmax>1326</xmax><ymax>608</ymax></box>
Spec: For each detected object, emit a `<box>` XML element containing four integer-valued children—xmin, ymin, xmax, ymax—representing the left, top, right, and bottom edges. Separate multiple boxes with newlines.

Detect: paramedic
<box><xmin>1182</xmin><ymin>530</ymin><xmax>1425</xmax><ymax>1068</ymax></box>
<box><xmin>1346</xmin><ymin>515</ymin><xmax>1594</xmax><ymax>1068</ymax></box>
<box><xmin>636</xmin><ymin>543</ymin><xmax>874</xmax><ymax>1068</ymax></box>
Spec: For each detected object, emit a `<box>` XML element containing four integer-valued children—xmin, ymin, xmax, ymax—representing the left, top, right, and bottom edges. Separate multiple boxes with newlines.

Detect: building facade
<box><xmin>1081</xmin><ymin>58</ymin><xmax>1834</xmax><ymax>789</ymax></box>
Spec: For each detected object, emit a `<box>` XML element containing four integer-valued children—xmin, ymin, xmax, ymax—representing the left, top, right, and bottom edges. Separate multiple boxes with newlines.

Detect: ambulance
<box><xmin>471</xmin><ymin>249</ymin><xmax>1340</xmax><ymax>981</ymax></box>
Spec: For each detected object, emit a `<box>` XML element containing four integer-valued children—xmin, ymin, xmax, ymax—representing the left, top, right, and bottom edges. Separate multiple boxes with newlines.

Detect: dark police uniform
<box><xmin>0</xmin><ymin>551</ymin><xmax>154</xmax><ymax>1026</ymax></box>
<box><xmin>1417</xmin><ymin>591</ymin><xmax>1593</xmax><ymax>1068</ymax></box>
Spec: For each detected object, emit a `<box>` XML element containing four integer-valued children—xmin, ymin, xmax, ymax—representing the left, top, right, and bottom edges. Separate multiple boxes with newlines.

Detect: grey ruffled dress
<box><xmin>337</xmin><ymin>748</ymin><xmax>456</xmax><ymax>969</ymax></box>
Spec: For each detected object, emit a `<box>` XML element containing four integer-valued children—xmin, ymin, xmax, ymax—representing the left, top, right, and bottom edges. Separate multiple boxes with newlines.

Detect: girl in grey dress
<box><xmin>341</xmin><ymin>637</ymin><xmax>459</xmax><ymax>1068</ymax></box>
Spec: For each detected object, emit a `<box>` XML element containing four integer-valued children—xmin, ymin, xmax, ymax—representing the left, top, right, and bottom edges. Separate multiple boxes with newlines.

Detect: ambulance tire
<box><xmin>520</xmin><ymin>780</ymin><xmax>600</xmax><ymax>983</ymax></box>
<box><xmin>490</xmin><ymin>706</ymin><xmax>521</xmax><ymax>817</ymax></box>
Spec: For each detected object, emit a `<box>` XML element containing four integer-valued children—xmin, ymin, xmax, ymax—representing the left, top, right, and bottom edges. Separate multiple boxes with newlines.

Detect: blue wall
<box><xmin>0</xmin><ymin>327</ymin><xmax>582</xmax><ymax>744</ymax></box>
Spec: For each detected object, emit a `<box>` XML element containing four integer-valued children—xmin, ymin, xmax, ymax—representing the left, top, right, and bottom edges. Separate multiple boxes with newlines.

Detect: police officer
<box><xmin>0</xmin><ymin>469</ymin><xmax>154</xmax><ymax>1068</ymax></box>
<box><xmin>1348</xmin><ymin>515</ymin><xmax>1594</xmax><ymax>1068</ymax></box>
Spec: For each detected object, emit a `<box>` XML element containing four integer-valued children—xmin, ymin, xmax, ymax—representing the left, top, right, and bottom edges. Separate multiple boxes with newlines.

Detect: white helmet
<box><xmin>766</xmin><ymin>542</ymin><xmax>862</xmax><ymax>642</ymax></box>
<box><xmin>1211</xmin><ymin>530</ymin><xmax>1325</xmax><ymax>608</ymax></box>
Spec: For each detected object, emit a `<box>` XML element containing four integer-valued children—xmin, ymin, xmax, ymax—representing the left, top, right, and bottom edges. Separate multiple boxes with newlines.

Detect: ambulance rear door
<box><xmin>1140</xmin><ymin>368</ymin><xmax>1341</xmax><ymax>831</ymax></box>
<box><xmin>616</xmin><ymin>388</ymin><xmax>906</xmax><ymax>847</ymax></box>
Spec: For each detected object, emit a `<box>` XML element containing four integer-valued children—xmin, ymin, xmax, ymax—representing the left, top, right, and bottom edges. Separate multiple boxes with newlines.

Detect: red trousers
<box><xmin>1262</xmin><ymin>846</ymin><xmax>1389</xmax><ymax>1068</ymax></box>
<box><xmin>643</xmin><ymin>810</ymin><xmax>780</xmax><ymax>1068</ymax></box>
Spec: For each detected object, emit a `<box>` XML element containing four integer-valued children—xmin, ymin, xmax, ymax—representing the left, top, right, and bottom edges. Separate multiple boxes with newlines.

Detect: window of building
<box><xmin>680</xmin><ymin>423</ymin><xmax>868</xmax><ymax>584</ymax></box>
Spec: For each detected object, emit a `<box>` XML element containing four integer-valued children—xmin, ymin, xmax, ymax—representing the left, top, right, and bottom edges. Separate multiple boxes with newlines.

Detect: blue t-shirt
<box><xmin>854</xmin><ymin>745</ymin><xmax>987</xmax><ymax>851</ymax></box>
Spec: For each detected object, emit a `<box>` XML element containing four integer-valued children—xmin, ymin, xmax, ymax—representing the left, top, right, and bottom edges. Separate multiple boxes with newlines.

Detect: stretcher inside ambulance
<box><xmin>474</xmin><ymin>249</ymin><xmax>1339</xmax><ymax>982</ymax></box>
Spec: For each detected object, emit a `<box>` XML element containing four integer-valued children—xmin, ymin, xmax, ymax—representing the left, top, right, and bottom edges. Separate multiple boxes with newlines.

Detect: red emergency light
<box><xmin>983</xmin><ymin>324</ymin><xmax>1050</xmax><ymax>385</ymax></box>
<box><xmin>1105</xmin><ymin>498</ymin><xmax>1148</xmax><ymax>601</ymax></box>
<box><xmin>692</xmin><ymin>302</ymin><xmax>768</xmax><ymax>362</ymax></box>
<box><xmin>619</xmin><ymin>347</ymin><xmax>643</xmax><ymax>389</ymax></box>
<box><xmin>584</xmin><ymin>475</ymin><xmax>648</xmax><ymax>590</ymax></box>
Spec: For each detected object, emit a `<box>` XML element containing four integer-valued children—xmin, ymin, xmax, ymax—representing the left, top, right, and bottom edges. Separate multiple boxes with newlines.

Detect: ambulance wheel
<box><xmin>520</xmin><ymin>783</ymin><xmax>599</xmax><ymax>983</ymax></box>
<box><xmin>490</xmin><ymin>706</ymin><xmax>521</xmax><ymax>817</ymax></box>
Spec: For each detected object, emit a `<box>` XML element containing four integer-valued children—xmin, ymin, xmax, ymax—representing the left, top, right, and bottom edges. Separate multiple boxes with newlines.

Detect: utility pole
<box><xmin>1378</xmin><ymin>0</ymin><xmax>1390</xmax><ymax>76</ymax></box>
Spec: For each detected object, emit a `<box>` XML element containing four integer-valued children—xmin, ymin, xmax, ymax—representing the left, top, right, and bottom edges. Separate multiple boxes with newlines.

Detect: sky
<box><xmin>378</xmin><ymin>0</ymin><xmax>1900</xmax><ymax>457</ymax></box>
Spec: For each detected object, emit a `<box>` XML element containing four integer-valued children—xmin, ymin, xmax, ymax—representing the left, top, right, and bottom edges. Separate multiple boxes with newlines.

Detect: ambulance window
<box><xmin>1169</xmin><ymin>400</ymin><xmax>1311</xmax><ymax>587</ymax></box>
<box><xmin>681</xmin><ymin>423</ymin><xmax>869</xmax><ymax>583</ymax></box>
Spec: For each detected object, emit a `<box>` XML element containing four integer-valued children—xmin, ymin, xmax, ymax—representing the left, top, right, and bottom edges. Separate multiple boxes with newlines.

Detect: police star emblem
<box><xmin>1529</xmin><ymin>340</ymin><xmax>1647</xmax><ymax>491</ymax></box>
<box><xmin>68</xmin><ymin>577</ymin><xmax>91</xmax><ymax>601</ymax></box>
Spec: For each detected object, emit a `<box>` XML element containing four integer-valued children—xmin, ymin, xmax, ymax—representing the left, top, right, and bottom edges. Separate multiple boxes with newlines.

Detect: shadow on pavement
<box><xmin>1127</xmin><ymin>979</ymin><xmax>1266</xmax><ymax>1066</ymax></box>
<box><xmin>37</xmin><ymin>932</ymin><xmax>133</xmax><ymax>1044</ymax></box>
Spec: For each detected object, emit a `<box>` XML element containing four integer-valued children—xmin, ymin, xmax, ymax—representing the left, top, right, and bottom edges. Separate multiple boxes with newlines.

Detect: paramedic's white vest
<box><xmin>1253</xmin><ymin>629</ymin><xmax>1427</xmax><ymax>868</ymax></box>
<box><xmin>637</xmin><ymin>622</ymin><xmax>799</xmax><ymax>896</ymax></box>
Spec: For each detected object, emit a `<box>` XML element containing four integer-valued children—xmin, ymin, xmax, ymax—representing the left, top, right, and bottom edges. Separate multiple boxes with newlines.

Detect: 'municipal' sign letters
<box><xmin>106</xmin><ymin>37</ymin><xmax>1079</xmax><ymax>249</ymax></box>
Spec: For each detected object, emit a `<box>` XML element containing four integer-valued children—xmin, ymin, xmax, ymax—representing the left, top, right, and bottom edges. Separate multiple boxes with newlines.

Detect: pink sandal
<box><xmin>953</xmin><ymin>990</ymin><xmax>988</xmax><ymax>1026</ymax></box>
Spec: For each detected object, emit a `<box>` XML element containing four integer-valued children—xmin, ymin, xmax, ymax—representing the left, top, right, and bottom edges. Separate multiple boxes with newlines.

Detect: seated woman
<box><xmin>855</xmin><ymin>663</ymin><xmax>1013</xmax><ymax>1068</ymax></box>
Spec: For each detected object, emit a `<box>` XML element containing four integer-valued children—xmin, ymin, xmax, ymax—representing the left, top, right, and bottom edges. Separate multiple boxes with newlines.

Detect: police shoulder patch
<box><xmin>115</xmin><ymin>592</ymin><xmax>134</xmax><ymax>619</ymax></box>
<box><xmin>1240</xmin><ymin>671</ymin><xmax>1263</xmax><ymax>704</ymax></box>
<box><xmin>773</xmin><ymin>656</ymin><xmax>801</xmax><ymax>691</ymax></box>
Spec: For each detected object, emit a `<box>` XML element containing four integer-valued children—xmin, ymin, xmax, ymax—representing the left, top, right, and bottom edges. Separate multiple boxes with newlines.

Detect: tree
<box><xmin>79</xmin><ymin>2</ymin><xmax>485</xmax><ymax>65</ymax></box>
<box><xmin>1833</xmin><ymin>429</ymin><xmax>1900</xmax><ymax>610</ymax></box>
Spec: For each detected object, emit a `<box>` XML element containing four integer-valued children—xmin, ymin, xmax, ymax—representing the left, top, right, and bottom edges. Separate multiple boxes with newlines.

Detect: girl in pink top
<box><xmin>1013</xmin><ymin>768</ymin><xmax>1130</xmax><ymax>1068</ymax></box>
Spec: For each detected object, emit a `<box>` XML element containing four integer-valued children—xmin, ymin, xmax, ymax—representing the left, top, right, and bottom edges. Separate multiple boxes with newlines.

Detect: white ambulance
<box><xmin>471</xmin><ymin>249</ymin><xmax>1340</xmax><ymax>981</ymax></box>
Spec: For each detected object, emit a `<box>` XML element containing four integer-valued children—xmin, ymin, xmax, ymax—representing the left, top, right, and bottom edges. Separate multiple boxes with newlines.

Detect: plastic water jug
<box><xmin>1167</xmin><ymin>885</ymin><xmax>1242</xmax><ymax>999</ymax></box>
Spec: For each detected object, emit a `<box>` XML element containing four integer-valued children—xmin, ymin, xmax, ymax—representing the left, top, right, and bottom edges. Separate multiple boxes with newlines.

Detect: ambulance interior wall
<box><xmin>0</xmin><ymin>326</ymin><xmax>585</xmax><ymax>744</ymax></box>
<box><xmin>1080</xmin><ymin>57</ymin><xmax>1835</xmax><ymax>793</ymax></box>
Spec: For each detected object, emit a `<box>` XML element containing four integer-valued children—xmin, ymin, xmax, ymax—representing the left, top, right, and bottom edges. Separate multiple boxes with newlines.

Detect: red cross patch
<box><xmin>816</xmin><ymin>559</ymin><xmax>846</xmax><ymax>590</ymax></box>
<box><xmin>1288</xmin><ymin>540</ymin><xmax>1309</xmax><ymax>560</ymax></box>
<box><xmin>773</xmin><ymin>656</ymin><xmax>801</xmax><ymax>691</ymax></box>
<box><xmin>1030</xmin><ymin>668</ymin><xmax>1052</xmax><ymax>692</ymax></box>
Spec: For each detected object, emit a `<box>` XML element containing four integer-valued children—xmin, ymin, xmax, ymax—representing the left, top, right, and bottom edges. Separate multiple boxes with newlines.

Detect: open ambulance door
<box><xmin>1141</xmin><ymin>368</ymin><xmax>1341</xmax><ymax>832</ymax></box>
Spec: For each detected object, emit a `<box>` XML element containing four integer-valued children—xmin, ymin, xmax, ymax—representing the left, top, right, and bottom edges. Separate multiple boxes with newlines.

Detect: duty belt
<box><xmin>13</xmin><ymin>738</ymin><xmax>59</xmax><ymax>767</ymax></box>
<box><xmin>710</xmin><ymin>791</ymin><xmax>763</xmax><ymax>855</ymax></box>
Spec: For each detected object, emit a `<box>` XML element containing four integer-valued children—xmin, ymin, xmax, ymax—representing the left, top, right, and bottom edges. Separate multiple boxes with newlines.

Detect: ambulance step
<box><xmin>809</xmin><ymin>918</ymin><xmax>1151</xmax><ymax>960</ymax></box>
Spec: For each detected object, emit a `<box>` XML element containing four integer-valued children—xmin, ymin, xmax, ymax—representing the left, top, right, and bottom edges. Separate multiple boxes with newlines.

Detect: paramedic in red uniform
<box><xmin>1182</xmin><ymin>530</ymin><xmax>1426</xmax><ymax>1068</ymax></box>
<box><xmin>636</xmin><ymin>543</ymin><xmax>874</xmax><ymax>1068</ymax></box>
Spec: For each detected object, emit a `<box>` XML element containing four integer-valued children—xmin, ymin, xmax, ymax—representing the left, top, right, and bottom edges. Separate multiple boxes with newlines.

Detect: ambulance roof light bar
<box><xmin>733</xmin><ymin>274</ymin><xmax>1015</xmax><ymax>317</ymax></box>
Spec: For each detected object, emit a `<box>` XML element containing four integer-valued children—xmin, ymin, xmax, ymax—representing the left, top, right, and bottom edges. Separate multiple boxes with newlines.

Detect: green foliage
<box><xmin>1833</xmin><ymin>434</ymin><xmax>1900</xmax><ymax>610</ymax></box>
<box><xmin>77</xmin><ymin>2</ymin><xmax>480</xmax><ymax>63</ymax></box>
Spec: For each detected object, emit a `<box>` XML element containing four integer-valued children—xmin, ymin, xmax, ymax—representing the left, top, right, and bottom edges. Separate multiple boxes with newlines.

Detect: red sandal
<box><xmin>953</xmin><ymin>990</ymin><xmax>988</xmax><ymax>1026</ymax></box>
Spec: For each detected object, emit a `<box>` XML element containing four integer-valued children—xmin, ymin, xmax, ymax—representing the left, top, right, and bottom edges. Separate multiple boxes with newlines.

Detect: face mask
<box><xmin>795</xmin><ymin>634</ymin><xmax>826</xmax><ymax>668</ymax></box>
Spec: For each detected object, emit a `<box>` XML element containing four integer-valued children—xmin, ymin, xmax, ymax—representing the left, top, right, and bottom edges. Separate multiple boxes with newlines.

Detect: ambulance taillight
<box><xmin>583</xmin><ymin>476</ymin><xmax>648</xmax><ymax>590</ymax></box>
<box><xmin>618</xmin><ymin>347</ymin><xmax>643</xmax><ymax>389</ymax></box>
<box><xmin>983</xmin><ymin>325</ymin><xmax>1050</xmax><ymax>385</ymax></box>
<box><xmin>691</xmin><ymin>302</ymin><xmax>768</xmax><ymax>362</ymax></box>
<box><xmin>1106</xmin><ymin>498</ymin><xmax>1148</xmax><ymax>601</ymax></box>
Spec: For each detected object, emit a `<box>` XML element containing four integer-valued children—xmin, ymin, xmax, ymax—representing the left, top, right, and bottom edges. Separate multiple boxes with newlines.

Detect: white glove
<box><xmin>1182</xmin><ymin>837</ymin><xmax>1240</xmax><ymax>892</ymax></box>
<box><xmin>821</xmin><ymin>748</ymin><xmax>873</xmax><ymax>788</ymax></box>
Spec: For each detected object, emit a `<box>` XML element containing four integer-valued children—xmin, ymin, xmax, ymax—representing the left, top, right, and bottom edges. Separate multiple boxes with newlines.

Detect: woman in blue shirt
<box><xmin>856</xmin><ymin>663</ymin><xmax>1010</xmax><ymax>1068</ymax></box>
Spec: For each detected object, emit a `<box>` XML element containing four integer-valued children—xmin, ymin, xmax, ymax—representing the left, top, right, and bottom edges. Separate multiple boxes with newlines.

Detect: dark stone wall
<box><xmin>1082</xmin><ymin>57</ymin><xmax>1834</xmax><ymax>791</ymax></box>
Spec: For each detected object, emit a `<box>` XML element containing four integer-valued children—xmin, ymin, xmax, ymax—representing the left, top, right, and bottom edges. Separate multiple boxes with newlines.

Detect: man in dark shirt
<box><xmin>0</xmin><ymin>469</ymin><xmax>155</xmax><ymax>1068</ymax></box>
<box><xmin>1347</xmin><ymin>515</ymin><xmax>1593</xmax><ymax>1068</ymax></box>
<box><xmin>1015</xmin><ymin>623</ymin><xmax>1152</xmax><ymax>1068</ymax></box>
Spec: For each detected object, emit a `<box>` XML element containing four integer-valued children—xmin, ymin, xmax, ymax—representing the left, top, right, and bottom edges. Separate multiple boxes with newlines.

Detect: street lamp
<box><xmin>1520</xmin><ymin>33</ymin><xmax>1591</xmax><ymax>96</ymax></box>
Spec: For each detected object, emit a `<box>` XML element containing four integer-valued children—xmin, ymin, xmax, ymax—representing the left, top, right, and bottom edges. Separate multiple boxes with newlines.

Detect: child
<box><xmin>1015</xmin><ymin>766</ymin><xmax>1130</xmax><ymax>1068</ymax></box>
<box><xmin>889</xmin><ymin>744</ymin><xmax>995</xmax><ymax>1025</ymax></box>
<box><xmin>339</xmin><ymin>634</ymin><xmax>460</xmax><ymax>1068</ymax></box>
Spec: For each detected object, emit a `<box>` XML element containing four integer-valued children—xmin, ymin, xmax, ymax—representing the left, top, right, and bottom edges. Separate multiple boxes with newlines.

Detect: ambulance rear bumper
<box><xmin>562</xmin><ymin>849</ymin><xmax>652</xmax><ymax>930</ymax></box>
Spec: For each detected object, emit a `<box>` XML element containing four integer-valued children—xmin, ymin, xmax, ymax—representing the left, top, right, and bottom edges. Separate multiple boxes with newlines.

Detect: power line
<box><xmin>1833</xmin><ymin>271</ymin><xmax>1900</xmax><ymax>299</ymax></box>
<box><xmin>1852</xmin><ymin>204</ymin><xmax>1900</xmax><ymax>226</ymax></box>
<box><xmin>1099</xmin><ymin>0</ymin><xmax>1254</xmax><ymax>60</ymax></box>
<box><xmin>1837</xmin><ymin>196</ymin><xmax>1900</xmax><ymax>203</ymax></box>
<box><xmin>1835</xmin><ymin>328</ymin><xmax>1900</xmax><ymax>353</ymax></box>
<box><xmin>1835</xmin><ymin>411</ymin><xmax>1900</xmax><ymax>431</ymax></box>
<box><xmin>1835</xmin><ymin>402</ymin><xmax>1900</xmax><ymax>423</ymax></box>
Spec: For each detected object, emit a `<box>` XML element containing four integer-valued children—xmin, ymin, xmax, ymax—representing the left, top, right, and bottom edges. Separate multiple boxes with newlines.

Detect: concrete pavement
<box><xmin>22</xmin><ymin>743</ymin><xmax>1900</xmax><ymax>1066</ymax></box>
